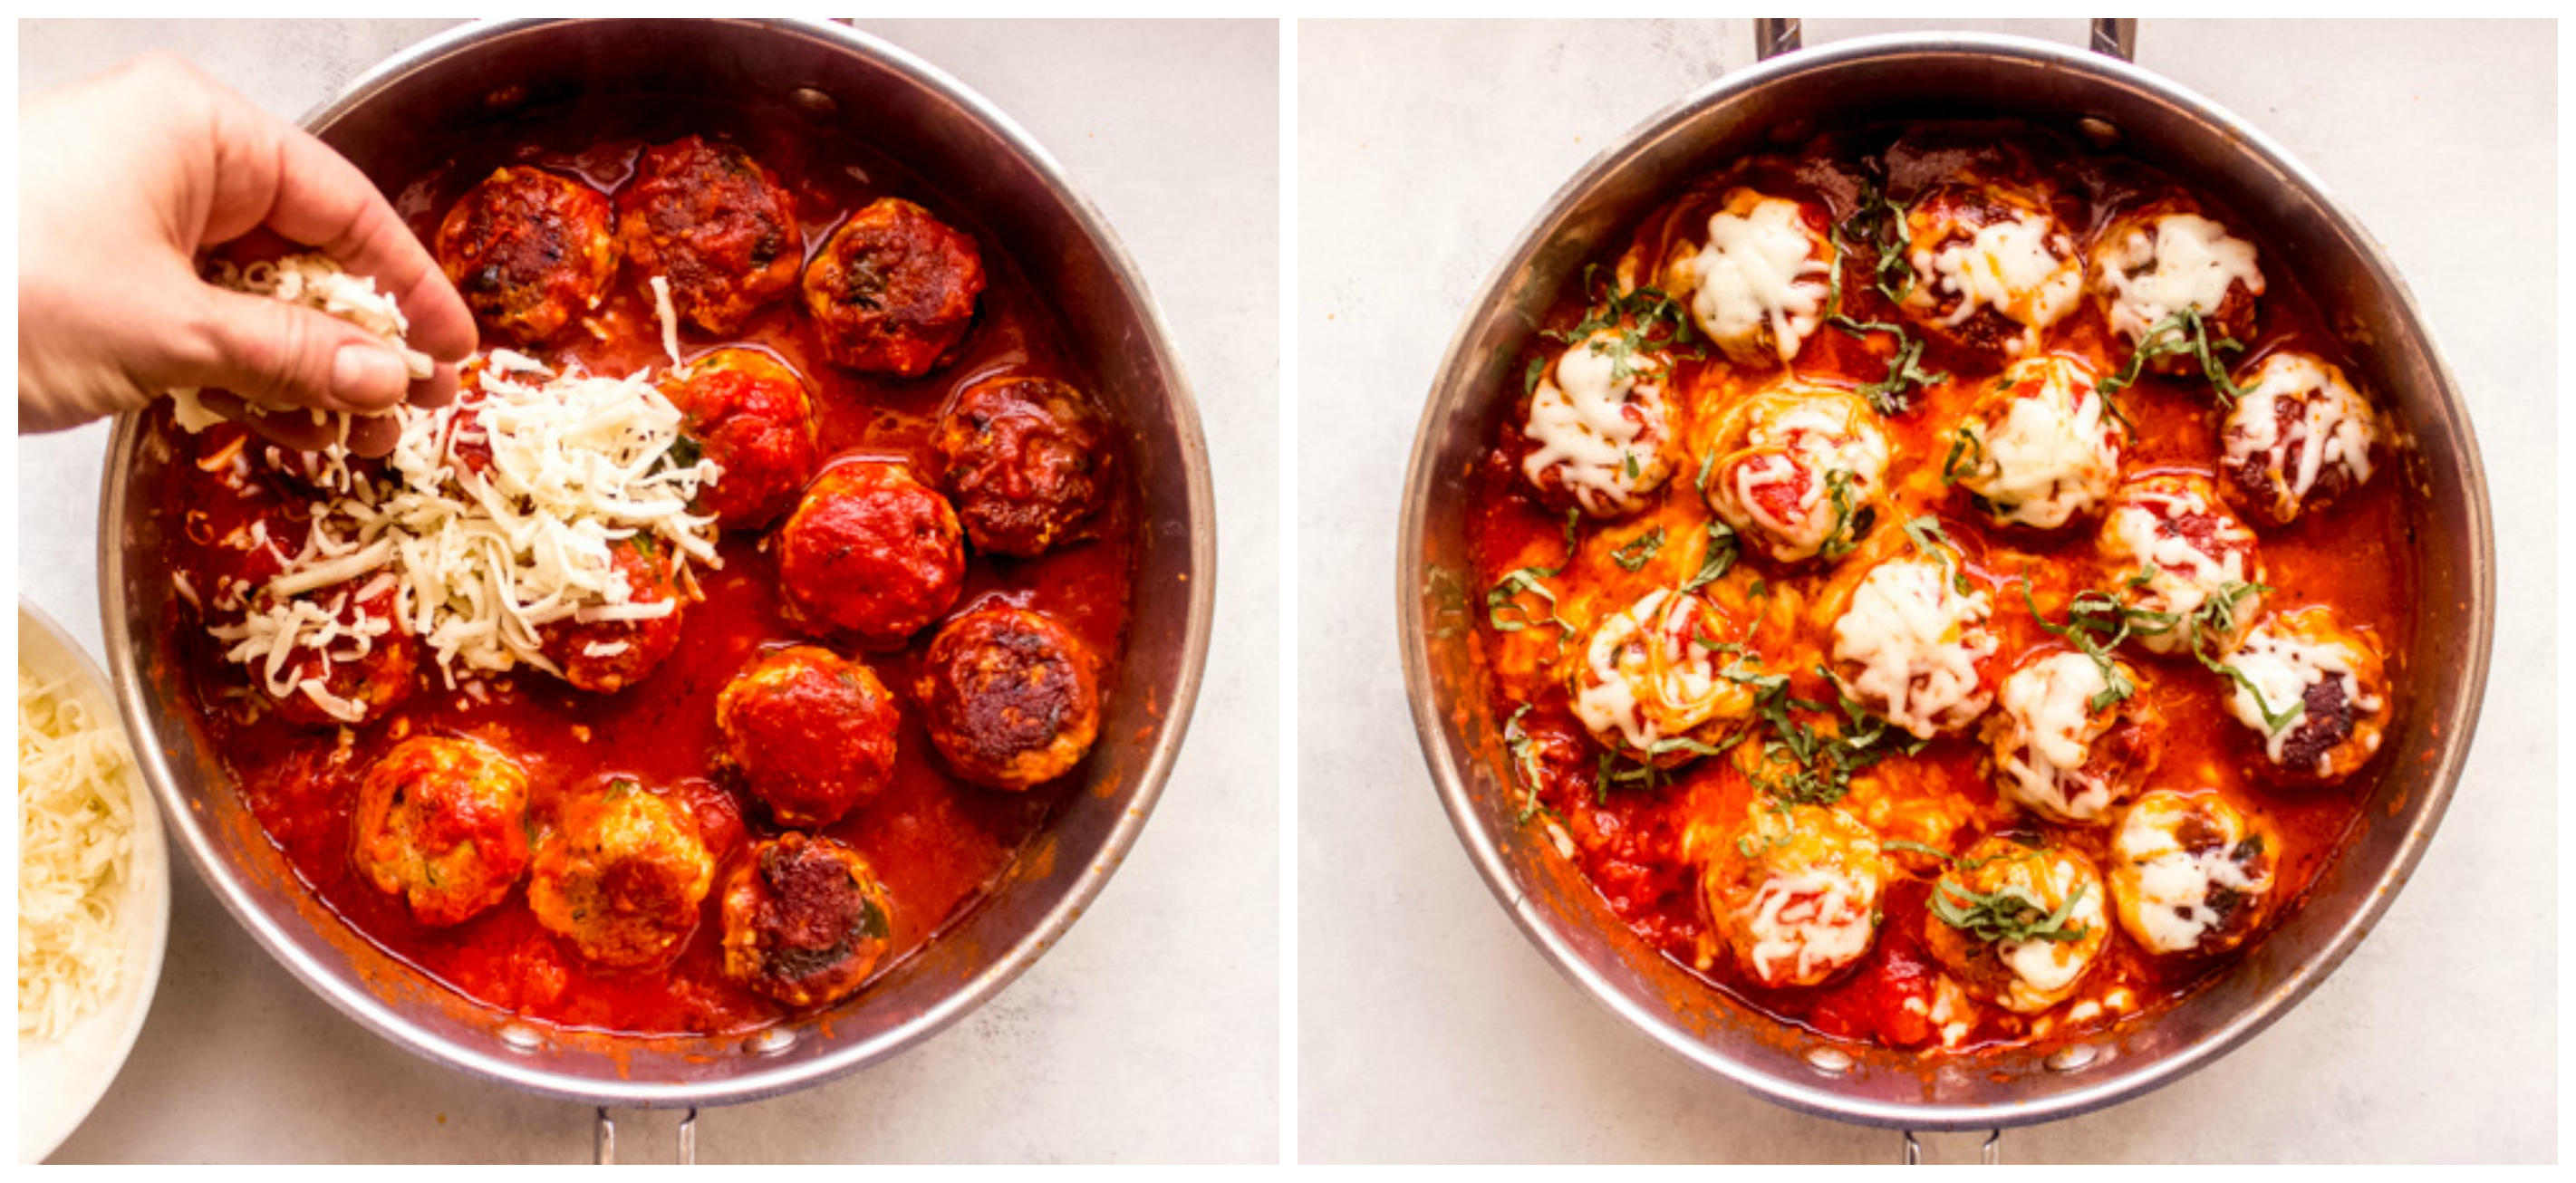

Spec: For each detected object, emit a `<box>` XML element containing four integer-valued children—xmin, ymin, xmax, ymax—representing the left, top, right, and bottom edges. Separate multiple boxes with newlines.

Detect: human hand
<box><xmin>17</xmin><ymin>53</ymin><xmax>476</xmax><ymax>454</ymax></box>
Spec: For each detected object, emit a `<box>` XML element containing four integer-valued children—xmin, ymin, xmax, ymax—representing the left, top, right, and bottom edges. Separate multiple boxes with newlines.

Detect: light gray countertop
<box><xmin>17</xmin><ymin>18</ymin><xmax>1280</xmax><ymax>1164</ymax></box>
<box><xmin>1297</xmin><ymin>18</ymin><xmax>2555</xmax><ymax>1163</ymax></box>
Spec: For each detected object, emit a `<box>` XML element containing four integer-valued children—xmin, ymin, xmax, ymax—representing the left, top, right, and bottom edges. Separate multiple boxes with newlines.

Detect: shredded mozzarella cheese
<box><xmin>183</xmin><ymin>256</ymin><xmax>722</xmax><ymax>713</ymax></box>
<box><xmin>1521</xmin><ymin>330</ymin><xmax>1672</xmax><ymax>515</ymax></box>
<box><xmin>1916</xmin><ymin>211</ymin><xmax>2082</xmax><ymax>351</ymax></box>
<box><xmin>1684</xmin><ymin>192</ymin><xmax>1833</xmax><ymax>364</ymax></box>
<box><xmin>18</xmin><ymin>664</ymin><xmax>138</xmax><ymax>1042</ymax></box>
<box><xmin>1832</xmin><ymin>559</ymin><xmax>1996</xmax><ymax>738</ymax></box>
<box><xmin>2096</xmin><ymin>213</ymin><xmax>2264</xmax><ymax>344</ymax></box>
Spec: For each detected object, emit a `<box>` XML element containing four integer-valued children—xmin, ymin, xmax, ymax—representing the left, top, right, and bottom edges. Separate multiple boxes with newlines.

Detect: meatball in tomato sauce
<box><xmin>915</xmin><ymin>606</ymin><xmax>1102</xmax><ymax>791</ymax></box>
<box><xmin>801</xmin><ymin>197</ymin><xmax>985</xmax><ymax>377</ymax></box>
<box><xmin>352</xmin><ymin>736</ymin><xmax>533</xmax><ymax>928</ymax></box>
<box><xmin>2218</xmin><ymin>351</ymin><xmax>2383</xmax><ymax>528</ymax></box>
<box><xmin>932</xmin><ymin>374</ymin><xmax>1115</xmax><ymax>557</ymax></box>
<box><xmin>2089</xmin><ymin>200</ymin><xmax>2264</xmax><ymax>366</ymax></box>
<box><xmin>1518</xmin><ymin>328</ymin><xmax>1679</xmax><ymax>520</ymax></box>
<box><xmin>539</xmin><ymin>535</ymin><xmax>688</xmax><ymax>693</ymax></box>
<box><xmin>527</xmin><ymin>777</ymin><xmax>715</xmax><ymax>968</ymax></box>
<box><xmin>435</xmin><ymin>167</ymin><xmax>617</xmax><ymax>345</ymax></box>
<box><xmin>617</xmin><ymin>136</ymin><xmax>804</xmax><ymax>334</ymax></box>
<box><xmin>1700</xmin><ymin>803</ymin><xmax>1887</xmax><ymax>989</ymax></box>
<box><xmin>231</xmin><ymin>575</ymin><xmax>420</xmax><ymax>728</ymax></box>
<box><xmin>1898</xmin><ymin>180</ymin><xmax>2083</xmax><ymax>357</ymax></box>
<box><xmin>2110</xmin><ymin>790</ymin><xmax>2278</xmax><ymax>957</ymax></box>
<box><xmin>1921</xmin><ymin>835</ymin><xmax>2109</xmax><ymax>1015</ymax></box>
<box><xmin>1983</xmin><ymin>650</ymin><xmax>2160</xmax><ymax>825</ymax></box>
<box><xmin>1701</xmin><ymin>383</ymin><xmax>1890</xmax><ymax>566</ymax></box>
<box><xmin>714</xmin><ymin>646</ymin><xmax>901</xmax><ymax>829</ymax></box>
<box><xmin>719</xmin><ymin>832</ymin><xmax>897</xmax><ymax>1007</ymax></box>
<box><xmin>665</xmin><ymin>348</ymin><xmax>817</xmax><ymax>530</ymax></box>
<box><xmin>777</xmin><ymin>462</ymin><xmax>966</xmax><ymax>649</ymax></box>
<box><xmin>2219</xmin><ymin>606</ymin><xmax>2391</xmax><ymax>784</ymax></box>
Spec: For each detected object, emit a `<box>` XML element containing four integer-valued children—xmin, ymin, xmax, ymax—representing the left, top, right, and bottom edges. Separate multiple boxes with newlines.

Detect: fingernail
<box><xmin>332</xmin><ymin>343</ymin><xmax>408</xmax><ymax>406</ymax></box>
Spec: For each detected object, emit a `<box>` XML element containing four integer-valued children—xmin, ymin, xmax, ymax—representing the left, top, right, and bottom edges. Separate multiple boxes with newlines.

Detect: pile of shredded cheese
<box><xmin>169</xmin><ymin>255</ymin><xmax>437</xmax><ymax>436</ymax></box>
<box><xmin>17</xmin><ymin>662</ymin><xmax>138</xmax><ymax>1043</ymax></box>
<box><xmin>173</xmin><ymin>255</ymin><xmax>720</xmax><ymax>720</ymax></box>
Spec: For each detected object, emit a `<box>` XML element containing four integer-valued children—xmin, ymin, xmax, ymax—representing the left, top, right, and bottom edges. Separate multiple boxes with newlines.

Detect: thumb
<box><xmin>162</xmin><ymin>284</ymin><xmax>419</xmax><ymax>415</ymax></box>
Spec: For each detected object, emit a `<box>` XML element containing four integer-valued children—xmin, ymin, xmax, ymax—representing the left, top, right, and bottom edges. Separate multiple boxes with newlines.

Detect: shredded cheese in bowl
<box><xmin>16</xmin><ymin>661</ymin><xmax>137</xmax><ymax>1043</ymax></box>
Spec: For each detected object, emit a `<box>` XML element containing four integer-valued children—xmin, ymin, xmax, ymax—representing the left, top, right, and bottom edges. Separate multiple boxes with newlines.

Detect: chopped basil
<box><xmin>2100</xmin><ymin>305</ymin><xmax>2253</xmax><ymax>406</ymax></box>
<box><xmin>1678</xmin><ymin>521</ymin><xmax>1739</xmax><ymax>594</ymax></box>
<box><xmin>1818</xmin><ymin>467</ymin><xmax>1865</xmax><ymax>560</ymax></box>
<box><xmin>1610</xmin><ymin>525</ymin><xmax>1666</xmax><ymax>572</ymax></box>
<box><xmin>1940</xmin><ymin>425</ymin><xmax>1983</xmax><ymax>486</ymax></box>
<box><xmin>1485</xmin><ymin>509</ymin><xmax>1585</xmax><ymax>638</ymax></box>
<box><xmin>1930</xmin><ymin>878</ymin><xmax>2093</xmax><ymax>945</ymax></box>
<box><xmin>1828</xmin><ymin>316</ymin><xmax>1949</xmax><ymax>415</ymax></box>
<box><xmin>1503</xmin><ymin>704</ymin><xmax>1555</xmax><ymax>823</ymax></box>
<box><xmin>1900</xmin><ymin>515</ymin><xmax>1972</xmax><ymax>594</ymax></box>
<box><xmin>1829</xmin><ymin>179</ymin><xmax>1918</xmax><ymax>307</ymax></box>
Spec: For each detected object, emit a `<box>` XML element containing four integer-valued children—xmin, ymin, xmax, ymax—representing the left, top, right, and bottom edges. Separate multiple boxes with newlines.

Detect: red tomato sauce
<box><xmin>154</xmin><ymin>96</ymin><xmax>1135</xmax><ymax>1037</ymax></box>
<box><xmin>1465</xmin><ymin>122</ymin><xmax>2415</xmax><ymax>1055</ymax></box>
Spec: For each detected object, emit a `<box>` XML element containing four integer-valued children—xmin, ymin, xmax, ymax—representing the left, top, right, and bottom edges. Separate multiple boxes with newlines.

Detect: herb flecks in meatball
<box><xmin>933</xmin><ymin>375</ymin><xmax>1115</xmax><ymax>557</ymax></box>
<box><xmin>666</xmin><ymin>348</ymin><xmax>817</xmax><ymax>530</ymax></box>
<box><xmin>528</xmin><ymin>777</ymin><xmax>715</xmax><ymax>969</ymax></box>
<box><xmin>618</xmin><ymin>136</ymin><xmax>804</xmax><ymax>334</ymax></box>
<box><xmin>715</xmin><ymin>645</ymin><xmax>900</xmax><ymax>828</ymax></box>
<box><xmin>720</xmin><ymin>832</ymin><xmax>896</xmax><ymax>1007</ymax></box>
<box><xmin>800</xmin><ymin>197</ymin><xmax>985</xmax><ymax>377</ymax></box>
<box><xmin>916</xmin><ymin>606</ymin><xmax>1101</xmax><ymax>791</ymax></box>
<box><xmin>352</xmin><ymin>736</ymin><xmax>533</xmax><ymax>928</ymax></box>
<box><xmin>435</xmin><ymin>167</ymin><xmax>617</xmax><ymax>345</ymax></box>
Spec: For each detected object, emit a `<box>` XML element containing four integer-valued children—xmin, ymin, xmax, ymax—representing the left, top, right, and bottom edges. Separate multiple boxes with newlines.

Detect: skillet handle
<box><xmin>1900</xmin><ymin>1130</ymin><xmax>2002</xmax><ymax>1164</ymax></box>
<box><xmin>1754</xmin><ymin>18</ymin><xmax>2138</xmax><ymax>63</ymax></box>
<box><xmin>2089</xmin><ymin>18</ymin><xmax>2138</xmax><ymax>62</ymax></box>
<box><xmin>593</xmin><ymin>1107</ymin><xmax>699</xmax><ymax>1165</ymax></box>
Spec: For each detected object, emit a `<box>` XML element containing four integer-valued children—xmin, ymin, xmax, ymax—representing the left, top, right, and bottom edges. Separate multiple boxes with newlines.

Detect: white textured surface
<box><xmin>16</xmin><ymin>18</ymin><xmax>1279</xmax><ymax>1163</ymax></box>
<box><xmin>1298</xmin><ymin>18</ymin><xmax>2554</xmax><ymax>1163</ymax></box>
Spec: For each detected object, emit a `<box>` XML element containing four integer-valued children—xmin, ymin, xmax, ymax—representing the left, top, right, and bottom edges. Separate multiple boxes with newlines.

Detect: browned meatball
<box><xmin>539</xmin><ymin>535</ymin><xmax>688</xmax><ymax>693</ymax></box>
<box><xmin>237</xmin><ymin>575</ymin><xmax>420</xmax><ymax>728</ymax></box>
<box><xmin>799</xmin><ymin>197</ymin><xmax>985</xmax><ymax>377</ymax></box>
<box><xmin>527</xmin><ymin>777</ymin><xmax>714</xmax><ymax>968</ymax></box>
<box><xmin>435</xmin><ymin>167</ymin><xmax>617</xmax><ymax>345</ymax></box>
<box><xmin>714</xmin><ymin>646</ymin><xmax>901</xmax><ymax>828</ymax></box>
<box><xmin>1897</xmin><ymin>179</ymin><xmax>2083</xmax><ymax>357</ymax></box>
<box><xmin>931</xmin><ymin>375</ymin><xmax>1115</xmax><ymax>557</ymax></box>
<box><xmin>351</xmin><ymin>736</ymin><xmax>532</xmax><ymax>928</ymax></box>
<box><xmin>719</xmin><ymin>832</ymin><xmax>896</xmax><ymax>1007</ymax></box>
<box><xmin>915</xmin><ymin>606</ymin><xmax>1101</xmax><ymax>791</ymax></box>
<box><xmin>617</xmin><ymin>136</ymin><xmax>804</xmax><ymax>334</ymax></box>
<box><xmin>2088</xmin><ymin>197</ymin><xmax>2264</xmax><ymax>370</ymax></box>
<box><xmin>777</xmin><ymin>462</ymin><xmax>966</xmax><ymax>648</ymax></box>
<box><xmin>663</xmin><ymin>348</ymin><xmax>817</xmax><ymax>530</ymax></box>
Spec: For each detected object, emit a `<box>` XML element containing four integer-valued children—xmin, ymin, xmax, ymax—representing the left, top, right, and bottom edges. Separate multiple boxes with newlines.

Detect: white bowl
<box><xmin>16</xmin><ymin>600</ymin><xmax>170</xmax><ymax>1163</ymax></box>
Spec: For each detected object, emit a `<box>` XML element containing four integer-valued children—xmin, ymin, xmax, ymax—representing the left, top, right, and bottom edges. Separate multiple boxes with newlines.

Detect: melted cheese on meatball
<box><xmin>2114</xmin><ymin>793</ymin><xmax>2273</xmax><ymax>956</ymax></box>
<box><xmin>1992</xmin><ymin>653</ymin><xmax>2120</xmax><ymax>822</ymax></box>
<box><xmin>2099</xmin><ymin>483</ymin><xmax>2259</xmax><ymax>655</ymax></box>
<box><xmin>2223</xmin><ymin>623</ymin><xmax>2383</xmax><ymax>769</ymax></box>
<box><xmin>1570</xmin><ymin>589</ymin><xmax>1744</xmax><ymax>754</ymax></box>
<box><xmin>1683</xmin><ymin>194</ymin><xmax>1833</xmax><ymax>364</ymax></box>
<box><xmin>1715</xmin><ymin>398</ymin><xmax>1890</xmax><ymax>562</ymax></box>
<box><xmin>1960</xmin><ymin>357</ymin><xmax>2120</xmax><ymax>530</ymax></box>
<box><xmin>1832</xmin><ymin>559</ymin><xmax>1996</xmax><ymax>738</ymax></box>
<box><xmin>2224</xmin><ymin>353</ymin><xmax>2379</xmax><ymax>517</ymax></box>
<box><xmin>2096</xmin><ymin>214</ymin><xmax>2264</xmax><ymax>345</ymax></box>
<box><xmin>1918</xmin><ymin>212</ymin><xmax>2082</xmax><ymax>350</ymax></box>
<box><xmin>1998</xmin><ymin>876</ymin><xmax>2107</xmax><ymax>1002</ymax></box>
<box><xmin>1742</xmin><ymin>867</ymin><xmax>1878</xmax><ymax>986</ymax></box>
<box><xmin>1522</xmin><ymin>331</ymin><xmax>1673</xmax><ymax>516</ymax></box>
